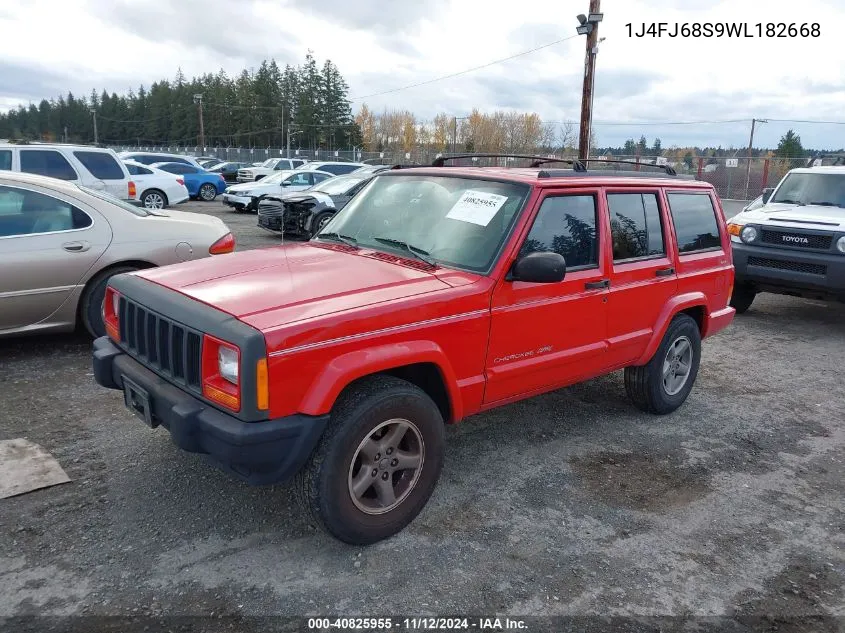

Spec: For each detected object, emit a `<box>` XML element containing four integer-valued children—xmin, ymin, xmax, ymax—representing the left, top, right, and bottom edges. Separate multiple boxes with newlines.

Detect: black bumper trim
<box><xmin>733</xmin><ymin>242</ymin><xmax>845</xmax><ymax>301</ymax></box>
<box><xmin>93</xmin><ymin>337</ymin><xmax>328</xmax><ymax>485</ymax></box>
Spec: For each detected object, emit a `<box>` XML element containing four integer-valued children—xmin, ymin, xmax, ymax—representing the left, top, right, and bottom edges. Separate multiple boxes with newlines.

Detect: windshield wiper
<box><xmin>372</xmin><ymin>236</ymin><xmax>436</xmax><ymax>266</ymax></box>
<box><xmin>316</xmin><ymin>232</ymin><xmax>358</xmax><ymax>248</ymax></box>
<box><xmin>807</xmin><ymin>201</ymin><xmax>843</xmax><ymax>207</ymax></box>
<box><xmin>773</xmin><ymin>199</ymin><xmax>805</xmax><ymax>206</ymax></box>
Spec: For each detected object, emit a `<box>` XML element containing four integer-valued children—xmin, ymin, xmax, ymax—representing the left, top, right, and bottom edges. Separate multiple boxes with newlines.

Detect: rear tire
<box><xmin>624</xmin><ymin>314</ymin><xmax>701</xmax><ymax>415</ymax></box>
<box><xmin>199</xmin><ymin>183</ymin><xmax>217</xmax><ymax>201</ymax></box>
<box><xmin>730</xmin><ymin>284</ymin><xmax>756</xmax><ymax>314</ymax></box>
<box><xmin>296</xmin><ymin>375</ymin><xmax>445</xmax><ymax>545</ymax></box>
<box><xmin>140</xmin><ymin>189</ymin><xmax>168</xmax><ymax>209</ymax></box>
<box><xmin>79</xmin><ymin>265</ymin><xmax>141</xmax><ymax>338</ymax></box>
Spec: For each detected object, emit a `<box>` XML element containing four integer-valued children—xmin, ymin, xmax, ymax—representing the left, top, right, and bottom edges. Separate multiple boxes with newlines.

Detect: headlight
<box><xmin>837</xmin><ymin>236</ymin><xmax>845</xmax><ymax>254</ymax></box>
<box><xmin>740</xmin><ymin>226</ymin><xmax>759</xmax><ymax>244</ymax></box>
<box><xmin>218</xmin><ymin>346</ymin><xmax>239</xmax><ymax>384</ymax></box>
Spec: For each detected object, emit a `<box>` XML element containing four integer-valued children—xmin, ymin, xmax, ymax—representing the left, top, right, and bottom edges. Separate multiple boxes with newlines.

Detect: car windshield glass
<box><xmin>262</xmin><ymin>171</ymin><xmax>293</xmax><ymax>185</ymax></box>
<box><xmin>318</xmin><ymin>175</ymin><xmax>531</xmax><ymax>273</ymax></box>
<box><xmin>315</xmin><ymin>175</ymin><xmax>366</xmax><ymax>195</ymax></box>
<box><xmin>260</xmin><ymin>159</ymin><xmax>277</xmax><ymax>168</ymax></box>
<box><xmin>771</xmin><ymin>173</ymin><xmax>845</xmax><ymax>207</ymax></box>
<box><xmin>77</xmin><ymin>185</ymin><xmax>149</xmax><ymax>216</ymax></box>
<box><xmin>207</xmin><ymin>162</ymin><xmax>225</xmax><ymax>170</ymax></box>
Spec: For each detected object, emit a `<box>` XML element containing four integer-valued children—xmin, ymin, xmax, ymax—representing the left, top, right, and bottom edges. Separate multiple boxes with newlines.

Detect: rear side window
<box><xmin>520</xmin><ymin>194</ymin><xmax>598</xmax><ymax>269</ymax></box>
<box><xmin>667</xmin><ymin>193</ymin><xmax>722</xmax><ymax>253</ymax></box>
<box><xmin>159</xmin><ymin>164</ymin><xmax>194</xmax><ymax>175</ymax></box>
<box><xmin>74</xmin><ymin>151</ymin><xmax>125</xmax><ymax>180</ymax></box>
<box><xmin>125</xmin><ymin>164</ymin><xmax>152</xmax><ymax>176</ymax></box>
<box><xmin>0</xmin><ymin>150</ymin><xmax>11</xmax><ymax>170</ymax></box>
<box><xmin>20</xmin><ymin>150</ymin><xmax>78</xmax><ymax>180</ymax></box>
<box><xmin>608</xmin><ymin>192</ymin><xmax>665</xmax><ymax>261</ymax></box>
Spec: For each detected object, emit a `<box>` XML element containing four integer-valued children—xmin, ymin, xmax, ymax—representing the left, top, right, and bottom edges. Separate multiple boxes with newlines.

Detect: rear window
<box><xmin>322</xmin><ymin>164</ymin><xmax>358</xmax><ymax>175</ymax></box>
<box><xmin>667</xmin><ymin>193</ymin><xmax>722</xmax><ymax>253</ymax></box>
<box><xmin>0</xmin><ymin>150</ymin><xmax>11</xmax><ymax>170</ymax></box>
<box><xmin>74</xmin><ymin>151</ymin><xmax>125</xmax><ymax>180</ymax></box>
<box><xmin>20</xmin><ymin>150</ymin><xmax>78</xmax><ymax>180</ymax></box>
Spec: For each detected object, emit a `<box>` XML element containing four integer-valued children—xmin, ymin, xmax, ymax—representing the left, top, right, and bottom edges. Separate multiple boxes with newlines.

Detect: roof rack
<box><xmin>431</xmin><ymin>153</ymin><xmax>678</xmax><ymax>175</ymax></box>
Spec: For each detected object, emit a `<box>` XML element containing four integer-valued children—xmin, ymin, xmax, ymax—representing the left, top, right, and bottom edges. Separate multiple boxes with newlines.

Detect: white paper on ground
<box><xmin>445</xmin><ymin>190</ymin><xmax>508</xmax><ymax>226</ymax></box>
<box><xmin>0</xmin><ymin>438</ymin><xmax>71</xmax><ymax>499</ymax></box>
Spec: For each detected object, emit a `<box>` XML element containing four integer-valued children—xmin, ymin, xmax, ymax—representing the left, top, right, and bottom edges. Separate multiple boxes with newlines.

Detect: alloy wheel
<box><xmin>662</xmin><ymin>335</ymin><xmax>693</xmax><ymax>396</ymax></box>
<box><xmin>143</xmin><ymin>192</ymin><xmax>165</xmax><ymax>209</ymax></box>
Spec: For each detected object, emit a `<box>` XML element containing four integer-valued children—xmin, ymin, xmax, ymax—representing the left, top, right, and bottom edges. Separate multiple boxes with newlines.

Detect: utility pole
<box><xmin>92</xmin><ymin>111</ymin><xmax>98</xmax><ymax>145</ymax></box>
<box><xmin>193</xmin><ymin>93</ymin><xmax>205</xmax><ymax>151</ymax></box>
<box><xmin>577</xmin><ymin>1</ymin><xmax>602</xmax><ymax>161</ymax></box>
<box><xmin>743</xmin><ymin>118</ymin><xmax>768</xmax><ymax>199</ymax></box>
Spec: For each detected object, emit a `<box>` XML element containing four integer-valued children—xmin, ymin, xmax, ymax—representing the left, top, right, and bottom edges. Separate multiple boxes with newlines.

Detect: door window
<box><xmin>73</xmin><ymin>151</ymin><xmax>125</xmax><ymax>180</ymax></box>
<box><xmin>286</xmin><ymin>172</ymin><xmax>311</xmax><ymax>186</ymax></box>
<box><xmin>0</xmin><ymin>186</ymin><xmax>91</xmax><ymax>237</ymax></box>
<box><xmin>0</xmin><ymin>150</ymin><xmax>11</xmax><ymax>170</ymax></box>
<box><xmin>608</xmin><ymin>192</ymin><xmax>665</xmax><ymax>261</ymax></box>
<box><xmin>519</xmin><ymin>194</ymin><xmax>599</xmax><ymax>269</ymax></box>
<box><xmin>20</xmin><ymin>150</ymin><xmax>78</xmax><ymax>180</ymax></box>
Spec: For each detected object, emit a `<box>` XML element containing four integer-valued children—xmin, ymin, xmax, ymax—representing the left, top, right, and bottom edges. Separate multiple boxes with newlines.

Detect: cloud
<box><xmin>284</xmin><ymin>0</ymin><xmax>448</xmax><ymax>34</ymax></box>
<box><xmin>0</xmin><ymin>61</ymin><xmax>71</xmax><ymax>101</ymax></box>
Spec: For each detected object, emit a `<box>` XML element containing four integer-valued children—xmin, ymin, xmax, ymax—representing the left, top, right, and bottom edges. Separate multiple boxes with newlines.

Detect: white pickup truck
<box><xmin>237</xmin><ymin>158</ymin><xmax>306</xmax><ymax>183</ymax></box>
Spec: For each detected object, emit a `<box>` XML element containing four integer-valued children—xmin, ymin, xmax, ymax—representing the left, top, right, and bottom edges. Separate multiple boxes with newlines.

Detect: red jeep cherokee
<box><xmin>93</xmin><ymin>158</ymin><xmax>735</xmax><ymax>544</ymax></box>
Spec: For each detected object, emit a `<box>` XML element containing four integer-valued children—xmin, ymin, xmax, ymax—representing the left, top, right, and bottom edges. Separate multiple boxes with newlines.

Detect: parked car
<box><xmin>296</xmin><ymin>161</ymin><xmax>366</xmax><ymax>176</ymax></box>
<box><xmin>237</xmin><ymin>158</ymin><xmax>307</xmax><ymax>183</ymax></box>
<box><xmin>118</xmin><ymin>152</ymin><xmax>203</xmax><ymax>169</ymax></box>
<box><xmin>92</xmin><ymin>158</ymin><xmax>735</xmax><ymax>545</ymax></box>
<box><xmin>195</xmin><ymin>157</ymin><xmax>223</xmax><ymax>168</ymax></box>
<box><xmin>727</xmin><ymin>165</ymin><xmax>845</xmax><ymax>313</ymax></box>
<box><xmin>206</xmin><ymin>161</ymin><xmax>252</xmax><ymax>183</ymax></box>
<box><xmin>0</xmin><ymin>171</ymin><xmax>234</xmax><ymax>338</ymax></box>
<box><xmin>1</xmin><ymin>143</ymin><xmax>135</xmax><ymax>201</ymax></box>
<box><xmin>150</xmin><ymin>162</ymin><xmax>226</xmax><ymax>201</ymax></box>
<box><xmin>222</xmin><ymin>169</ymin><xmax>335</xmax><ymax>213</ymax></box>
<box><xmin>257</xmin><ymin>172</ymin><xmax>374</xmax><ymax>236</ymax></box>
<box><xmin>122</xmin><ymin>161</ymin><xmax>190</xmax><ymax>209</ymax></box>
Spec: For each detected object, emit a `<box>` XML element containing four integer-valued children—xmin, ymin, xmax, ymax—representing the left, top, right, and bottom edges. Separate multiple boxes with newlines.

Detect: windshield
<box><xmin>771</xmin><ymin>173</ymin><xmax>845</xmax><ymax>207</ymax></box>
<box><xmin>77</xmin><ymin>185</ymin><xmax>149</xmax><ymax>216</ymax></box>
<box><xmin>261</xmin><ymin>170</ymin><xmax>294</xmax><ymax>185</ymax></box>
<box><xmin>315</xmin><ymin>175</ymin><xmax>530</xmax><ymax>273</ymax></box>
<box><xmin>315</xmin><ymin>175</ymin><xmax>367</xmax><ymax>196</ymax></box>
<box><xmin>260</xmin><ymin>159</ymin><xmax>278</xmax><ymax>168</ymax></box>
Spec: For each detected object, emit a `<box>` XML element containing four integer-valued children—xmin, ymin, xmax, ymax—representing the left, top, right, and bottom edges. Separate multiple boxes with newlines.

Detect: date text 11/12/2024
<box><xmin>307</xmin><ymin>617</ymin><xmax>528</xmax><ymax>630</ymax></box>
<box><xmin>625</xmin><ymin>22</ymin><xmax>820</xmax><ymax>38</ymax></box>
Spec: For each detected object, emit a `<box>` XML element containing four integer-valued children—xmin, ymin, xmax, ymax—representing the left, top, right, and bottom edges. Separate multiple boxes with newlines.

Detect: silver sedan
<box><xmin>0</xmin><ymin>171</ymin><xmax>235</xmax><ymax>338</ymax></box>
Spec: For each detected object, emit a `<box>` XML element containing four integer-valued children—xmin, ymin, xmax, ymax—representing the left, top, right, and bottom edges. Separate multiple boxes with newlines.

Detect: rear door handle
<box><xmin>655</xmin><ymin>267</ymin><xmax>675</xmax><ymax>277</ymax></box>
<box><xmin>585</xmin><ymin>279</ymin><xmax>610</xmax><ymax>290</ymax></box>
<box><xmin>62</xmin><ymin>241</ymin><xmax>90</xmax><ymax>253</ymax></box>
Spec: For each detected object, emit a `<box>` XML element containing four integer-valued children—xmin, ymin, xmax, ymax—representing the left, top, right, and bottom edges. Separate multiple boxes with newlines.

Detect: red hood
<box><xmin>138</xmin><ymin>243</ymin><xmax>454</xmax><ymax>327</ymax></box>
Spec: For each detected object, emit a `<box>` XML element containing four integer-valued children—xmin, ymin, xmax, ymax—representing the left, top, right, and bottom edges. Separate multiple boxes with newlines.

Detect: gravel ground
<box><xmin>1</xmin><ymin>199</ymin><xmax>843</xmax><ymax>631</ymax></box>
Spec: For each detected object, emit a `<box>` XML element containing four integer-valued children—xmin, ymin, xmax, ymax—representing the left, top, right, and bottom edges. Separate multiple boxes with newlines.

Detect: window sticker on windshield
<box><xmin>445</xmin><ymin>190</ymin><xmax>508</xmax><ymax>226</ymax></box>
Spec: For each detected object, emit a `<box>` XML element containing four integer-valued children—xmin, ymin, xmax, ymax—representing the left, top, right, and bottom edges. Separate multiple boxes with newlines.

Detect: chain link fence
<box><xmin>110</xmin><ymin>144</ymin><xmax>845</xmax><ymax>201</ymax></box>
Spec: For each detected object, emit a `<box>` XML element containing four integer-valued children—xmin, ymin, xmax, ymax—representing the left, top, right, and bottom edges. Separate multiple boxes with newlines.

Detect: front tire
<box><xmin>730</xmin><ymin>284</ymin><xmax>756</xmax><ymax>314</ymax></box>
<box><xmin>624</xmin><ymin>314</ymin><xmax>701</xmax><ymax>415</ymax></box>
<box><xmin>296</xmin><ymin>375</ymin><xmax>445</xmax><ymax>545</ymax></box>
<box><xmin>79</xmin><ymin>265</ymin><xmax>140</xmax><ymax>338</ymax></box>
<box><xmin>310</xmin><ymin>211</ymin><xmax>334</xmax><ymax>237</ymax></box>
<box><xmin>199</xmin><ymin>183</ymin><xmax>217</xmax><ymax>201</ymax></box>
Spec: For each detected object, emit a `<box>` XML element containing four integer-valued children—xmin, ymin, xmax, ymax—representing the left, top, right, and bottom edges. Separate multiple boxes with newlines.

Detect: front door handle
<box><xmin>655</xmin><ymin>267</ymin><xmax>675</xmax><ymax>277</ymax></box>
<box><xmin>62</xmin><ymin>241</ymin><xmax>90</xmax><ymax>253</ymax></box>
<box><xmin>585</xmin><ymin>279</ymin><xmax>610</xmax><ymax>290</ymax></box>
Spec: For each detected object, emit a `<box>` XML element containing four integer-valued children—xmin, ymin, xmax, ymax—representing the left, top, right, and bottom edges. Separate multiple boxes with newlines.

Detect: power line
<box><xmin>349</xmin><ymin>34</ymin><xmax>580</xmax><ymax>101</ymax></box>
<box><xmin>764</xmin><ymin>118</ymin><xmax>845</xmax><ymax>125</ymax></box>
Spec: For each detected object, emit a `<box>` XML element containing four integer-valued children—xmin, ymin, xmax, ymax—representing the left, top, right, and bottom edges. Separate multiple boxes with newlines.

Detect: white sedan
<box><xmin>221</xmin><ymin>169</ymin><xmax>334</xmax><ymax>212</ymax></box>
<box><xmin>123</xmin><ymin>160</ymin><xmax>191</xmax><ymax>209</ymax></box>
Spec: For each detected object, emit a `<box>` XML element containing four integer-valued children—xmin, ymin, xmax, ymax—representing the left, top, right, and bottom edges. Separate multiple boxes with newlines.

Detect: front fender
<box><xmin>297</xmin><ymin>340</ymin><xmax>462</xmax><ymax>421</ymax></box>
<box><xmin>634</xmin><ymin>292</ymin><xmax>707</xmax><ymax>366</ymax></box>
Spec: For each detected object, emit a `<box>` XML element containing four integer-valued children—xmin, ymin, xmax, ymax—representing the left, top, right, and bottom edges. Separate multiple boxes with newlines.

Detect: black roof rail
<box><xmin>537</xmin><ymin>168</ymin><xmax>694</xmax><ymax>180</ymax></box>
<box><xmin>431</xmin><ymin>153</ymin><xmax>586</xmax><ymax>169</ymax></box>
<box><xmin>577</xmin><ymin>158</ymin><xmax>678</xmax><ymax>176</ymax></box>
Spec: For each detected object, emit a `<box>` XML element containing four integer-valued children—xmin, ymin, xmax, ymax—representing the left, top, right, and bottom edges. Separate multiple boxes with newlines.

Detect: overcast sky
<box><xmin>2</xmin><ymin>0</ymin><xmax>844</xmax><ymax>149</ymax></box>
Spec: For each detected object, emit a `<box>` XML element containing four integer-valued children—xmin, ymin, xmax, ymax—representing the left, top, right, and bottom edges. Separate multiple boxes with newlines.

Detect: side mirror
<box><xmin>761</xmin><ymin>187</ymin><xmax>774</xmax><ymax>204</ymax></box>
<box><xmin>281</xmin><ymin>182</ymin><xmax>290</xmax><ymax>187</ymax></box>
<box><xmin>509</xmin><ymin>251</ymin><xmax>566</xmax><ymax>283</ymax></box>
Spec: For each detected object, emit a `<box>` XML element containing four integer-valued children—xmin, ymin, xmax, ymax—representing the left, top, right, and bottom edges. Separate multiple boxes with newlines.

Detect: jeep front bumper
<box><xmin>93</xmin><ymin>336</ymin><xmax>328</xmax><ymax>485</ymax></box>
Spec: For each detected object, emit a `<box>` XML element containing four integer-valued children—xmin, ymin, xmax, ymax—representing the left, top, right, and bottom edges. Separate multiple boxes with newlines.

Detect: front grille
<box><xmin>118</xmin><ymin>297</ymin><xmax>203</xmax><ymax>391</ymax></box>
<box><xmin>761</xmin><ymin>229</ymin><xmax>832</xmax><ymax>249</ymax></box>
<box><xmin>747</xmin><ymin>256</ymin><xmax>827</xmax><ymax>276</ymax></box>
